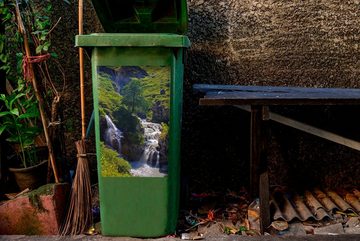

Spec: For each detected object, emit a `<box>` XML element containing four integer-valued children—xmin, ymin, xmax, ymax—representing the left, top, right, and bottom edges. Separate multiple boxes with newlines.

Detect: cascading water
<box><xmin>104</xmin><ymin>114</ymin><xmax>123</xmax><ymax>155</ymax></box>
<box><xmin>142</xmin><ymin>121</ymin><xmax>161</xmax><ymax>167</ymax></box>
<box><xmin>130</xmin><ymin>119</ymin><xmax>166</xmax><ymax>177</ymax></box>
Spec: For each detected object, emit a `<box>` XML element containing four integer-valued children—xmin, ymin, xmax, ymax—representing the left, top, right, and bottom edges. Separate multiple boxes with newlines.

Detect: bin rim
<box><xmin>75</xmin><ymin>33</ymin><xmax>190</xmax><ymax>48</ymax></box>
<box><xmin>90</xmin><ymin>0</ymin><xmax>188</xmax><ymax>34</ymax></box>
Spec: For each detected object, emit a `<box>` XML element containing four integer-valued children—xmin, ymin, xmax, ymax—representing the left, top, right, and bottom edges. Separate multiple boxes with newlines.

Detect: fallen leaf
<box><xmin>248</xmin><ymin>209</ymin><xmax>259</xmax><ymax>219</ymax></box>
<box><xmin>207</xmin><ymin>209</ymin><xmax>215</xmax><ymax>221</ymax></box>
<box><xmin>353</xmin><ymin>189</ymin><xmax>360</xmax><ymax>199</ymax></box>
<box><xmin>246</xmin><ymin>229</ymin><xmax>261</xmax><ymax>236</ymax></box>
<box><xmin>244</xmin><ymin>219</ymin><xmax>250</xmax><ymax>230</ymax></box>
<box><xmin>270</xmin><ymin>221</ymin><xmax>289</xmax><ymax>231</ymax></box>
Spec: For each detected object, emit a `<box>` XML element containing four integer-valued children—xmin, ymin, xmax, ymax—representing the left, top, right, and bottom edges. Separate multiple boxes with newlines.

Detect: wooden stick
<box><xmin>79</xmin><ymin>0</ymin><xmax>86</xmax><ymax>139</ymax></box>
<box><xmin>15</xmin><ymin>1</ymin><xmax>59</xmax><ymax>183</ymax></box>
<box><xmin>268</xmin><ymin>111</ymin><xmax>360</xmax><ymax>151</ymax></box>
<box><xmin>259</xmin><ymin>171</ymin><xmax>270</xmax><ymax>234</ymax></box>
<box><xmin>236</xmin><ymin>105</ymin><xmax>360</xmax><ymax>152</ymax></box>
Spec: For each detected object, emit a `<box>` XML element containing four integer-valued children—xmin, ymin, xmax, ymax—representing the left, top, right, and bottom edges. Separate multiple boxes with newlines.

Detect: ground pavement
<box><xmin>1</xmin><ymin>235</ymin><xmax>360</xmax><ymax>241</ymax></box>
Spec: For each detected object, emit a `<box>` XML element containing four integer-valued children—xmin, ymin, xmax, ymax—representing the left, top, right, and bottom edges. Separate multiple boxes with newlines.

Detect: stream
<box><xmin>103</xmin><ymin>115</ymin><xmax>166</xmax><ymax>177</ymax></box>
<box><xmin>130</xmin><ymin>119</ymin><xmax>166</xmax><ymax>177</ymax></box>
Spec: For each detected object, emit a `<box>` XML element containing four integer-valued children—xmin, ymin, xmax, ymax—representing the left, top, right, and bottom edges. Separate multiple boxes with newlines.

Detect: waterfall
<box><xmin>140</xmin><ymin>120</ymin><xmax>162</xmax><ymax>167</ymax></box>
<box><xmin>130</xmin><ymin>119</ymin><xmax>165</xmax><ymax>177</ymax></box>
<box><xmin>104</xmin><ymin>114</ymin><xmax>123</xmax><ymax>155</ymax></box>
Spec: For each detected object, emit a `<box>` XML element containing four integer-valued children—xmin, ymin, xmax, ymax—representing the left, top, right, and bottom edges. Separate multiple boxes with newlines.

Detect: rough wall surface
<box><xmin>183</xmin><ymin>0</ymin><xmax>360</xmax><ymax>191</ymax></box>
<box><xmin>50</xmin><ymin>0</ymin><xmax>101</xmax><ymax>176</ymax></box>
<box><xmin>187</xmin><ymin>0</ymin><xmax>360</xmax><ymax>87</ymax></box>
<box><xmin>50</xmin><ymin>1</ymin><xmax>360</xmax><ymax>190</ymax></box>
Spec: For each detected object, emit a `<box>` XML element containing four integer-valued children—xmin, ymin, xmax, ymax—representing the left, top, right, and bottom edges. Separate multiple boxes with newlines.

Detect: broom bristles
<box><xmin>60</xmin><ymin>139</ymin><xmax>92</xmax><ymax>235</ymax></box>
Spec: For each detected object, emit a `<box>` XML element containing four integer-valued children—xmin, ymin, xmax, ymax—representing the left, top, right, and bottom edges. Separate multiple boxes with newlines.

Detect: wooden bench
<box><xmin>194</xmin><ymin>84</ymin><xmax>360</xmax><ymax>233</ymax></box>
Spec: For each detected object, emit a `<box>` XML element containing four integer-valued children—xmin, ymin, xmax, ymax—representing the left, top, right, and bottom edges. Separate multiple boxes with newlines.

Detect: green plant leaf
<box><xmin>40</xmin><ymin>34</ymin><xmax>46</xmax><ymax>41</ymax></box>
<box><xmin>0</xmin><ymin>125</ymin><xmax>6</xmax><ymax>135</ymax></box>
<box><xmin>0</xmin><ymin>65</ymin><xmax>10</xmax><ymax>73</ymax></box>
<box><xmin>18</xmin><ymin>111</ymin><xmax>39</xmax><ymax>119</ymax></box>
<box><xmin>0</xmin><ymin>94</ymin><xmax>6</xmax><ymax>101</ymax></box>
<box><xmin>24</xmin><ymin>126</ymin><xmax>41</xmax><ymax>135</ymax></box>
<box><xmin>22</xmin><ymin>138</ymin><xmax>35</xmax><ymax>147</ymax></box>
<box><xmin>0</xmin><ymin>53</ymin><xmax>7</xmax><ymax>63</ymax></box>
<box><xmin>50</xmin><ymin>52</ymin><xmax>58</xmax><ymax>58</ymax></box>
<box><xmin>35</xmin><ymin>44</ymin><xmax>43</xmax><ymax>54</ymax></box>
<box><xmin>43</xmin><ymin>41</ymin><xmax>50</xmax><ymax>52</ymax></box>
<box><xmin>31</xmin><ymin>30</ymin><xmax>42</xmax><ymax>35</ymax></box>
<box><xmin>9</xmin><ymin>93</ymin><xmax>25</xmax><ymax>109</ymax></box>
<box><xmin>10</xmin><ymin>108</ymin><xmax>19</xmax><ymax>116</ymax></box>
<box><xmin>6</xmin><ymin>136</ymin><xmax>20</xmax><ymax>143</ymax></box>
<box><xmin>0</xmin><ymin>111</ymin><xmax>11</xmax><ymax>117</ymax></box>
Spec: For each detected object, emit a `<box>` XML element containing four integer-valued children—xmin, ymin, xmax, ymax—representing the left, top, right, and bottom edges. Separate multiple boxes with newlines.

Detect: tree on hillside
<box><xmin>121</xmin><ymin>79</ymin><xmax>148</xmax><ymax>114</ymax></box>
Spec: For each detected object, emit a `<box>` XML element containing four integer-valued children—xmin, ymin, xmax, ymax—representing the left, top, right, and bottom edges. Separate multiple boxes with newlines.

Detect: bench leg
<box><xmin>250</xmin><ymin>105</ymin><xmax>270</xmax><ymax>234</ymax></box>
<box><xmin>260</xmin><ymin>171</ymin><xmax>271</xmax><ymax>233</ymax></box>
<box><xmin>250</xmin><ymin>105</ymin><xmax>263</xmax><ymax>197</ymax></box>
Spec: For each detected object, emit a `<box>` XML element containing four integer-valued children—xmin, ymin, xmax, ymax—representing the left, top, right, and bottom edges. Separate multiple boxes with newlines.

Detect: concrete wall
<box><xmin>51</xmin><ymin>0</ymin><xmax>360</xmax><ymax>190</ymax></box>
<box><xmin>187</xmin><ymin>0</ymin><xmax>360</xmax><ymax>87</ymax></box>
<box><xmin>184</xmin><ymin>0</ymin><xmax>360</xmax><ymax>191</ymax></box>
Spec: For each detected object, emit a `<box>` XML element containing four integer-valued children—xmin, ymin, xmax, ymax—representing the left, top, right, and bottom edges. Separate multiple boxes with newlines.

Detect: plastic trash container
<box><xmin>76</xmin><ymin>33</ymin><xmax>190</xmax><ymax>237</ymax></box>
<box><xmin>90</xmin><ymin>0</ymin><xmax>188</xmax><ymax>33</ymax></box>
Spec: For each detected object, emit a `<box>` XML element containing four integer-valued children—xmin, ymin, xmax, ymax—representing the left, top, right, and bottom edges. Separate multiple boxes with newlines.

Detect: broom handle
<box><xmin>79</xmin><ymin>0</ymin><xmax>86</xmax><ymax>139</ymax></box>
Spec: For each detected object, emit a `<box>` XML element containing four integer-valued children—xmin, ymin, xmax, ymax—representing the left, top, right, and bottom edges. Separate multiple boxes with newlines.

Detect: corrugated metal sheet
<box><xmin>271</xmin><ymin>189</ymin><xmax>360</xmax><ymax>222</ymax></box>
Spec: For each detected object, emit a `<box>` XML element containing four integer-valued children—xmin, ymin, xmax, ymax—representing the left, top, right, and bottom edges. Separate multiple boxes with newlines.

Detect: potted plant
<box><xmin>0</xmin><ymin>80</ymin><xmax>48</xmax><ymax>190</ymax></box>
<box><xmin>0</xmin><ymin>0</ymin><xmax>70</xmax><ymax>190</ymax></box>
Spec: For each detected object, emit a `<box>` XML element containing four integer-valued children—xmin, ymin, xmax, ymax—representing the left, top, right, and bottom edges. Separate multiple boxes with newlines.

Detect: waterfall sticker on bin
<box><xmin>97</xmin><ymin>66</ymin><xmax>170</xmax><ymax>177</ymax></box>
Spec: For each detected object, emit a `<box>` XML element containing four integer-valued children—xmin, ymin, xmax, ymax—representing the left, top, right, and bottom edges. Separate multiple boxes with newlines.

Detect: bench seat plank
<box><xmin>194</xmin><ymin>84</ymin><xmax>360</xmax><ymax>105</ymax></box>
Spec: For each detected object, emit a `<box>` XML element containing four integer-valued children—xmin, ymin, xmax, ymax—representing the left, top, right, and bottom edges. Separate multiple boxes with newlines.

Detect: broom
<box><xmin>60</xmin><ymin>0</ymin><xmax>92</xmax><ymax>235</ymax></box>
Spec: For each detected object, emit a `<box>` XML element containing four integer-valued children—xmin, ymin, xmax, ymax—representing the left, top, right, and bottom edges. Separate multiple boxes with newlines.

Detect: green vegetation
<box><xmin>141</xmin><ymin>66</ymin><xmax>170</xmax><ymax>110</ymax></box>
<box><xmin>97</xmin><ymin>72</ymin><xmax>144</xmax><ymax>158</ymax></box>
<box><xmin>98</xmin><ymin>66</ymin><xmax>170</xmax><ymax>122</ymax></box>
<box><xmin>121</xmin><ymin>78</ymin><xmax>149</xmax><ymax>114</ymax></box>
<box><xmin>97</xmin><ymin>66</ymin><xmax>170</xmax><ymax>171</ymax></box>
<box><xmin>27</xmin><ymin>183</ymin><xmax>54</xmax><ymax>212</ymax></box>
<box><xmin>0</xmin><ymin>80</ymin><xmax>41</xmax><ymax>168</ymax></box>
<box><xmin>112</xmin><ymin>107</ymin><xmax>143</xmax><ymax>146</ymax></box>
<box><xmin>0</xmin><ymin>0</ymin><xmax>68</xmax><ymax>169</ymax></box>
<box><xmin>160</xmin><ymin>123</ymin><xmax>169</xmax><ymax>141</ymax></box>
<box><xmin>100</xmin><ymin>142</ymin><xmax>131</xmax><ymax>177</ymax></box>
<box><xmin>98</xmin><ymin>74</ymin><xmax>122</xmax><ymax>116</ymax></box>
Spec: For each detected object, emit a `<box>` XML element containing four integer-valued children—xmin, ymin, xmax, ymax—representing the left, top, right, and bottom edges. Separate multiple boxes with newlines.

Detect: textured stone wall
<box><xmin>187</xmin><ymin>0</ymin><xmax>360</xmax><ymax>87</ymax></box>
<box><xmin>183</xmin><ymin>0</ymin><xmax>360</xmax><ymax>191</ymax></box>
<box><xmin>50</xmin><ymin>1</ymin><xmax>360</xmax><ymax>190</ymax></box>
<box><xmin>50</xmin><ymin>0</ymin><xmax>101</xmax><ymax>175</ymax></box>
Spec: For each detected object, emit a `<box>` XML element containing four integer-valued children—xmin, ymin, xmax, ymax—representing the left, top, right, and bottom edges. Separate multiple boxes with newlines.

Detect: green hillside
<box><xmin>140</xmin><ymin>66</ymin><xmax>170</xmax><ymax>109</ymax></box>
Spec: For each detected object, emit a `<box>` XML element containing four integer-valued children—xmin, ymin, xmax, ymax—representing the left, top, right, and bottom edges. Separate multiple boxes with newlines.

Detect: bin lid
<box><xmin>76</xmin><ymin>33</ymin><xmax>190</xmax><ymax>47</ymax></box>
<box><xmin>90</xmin><ymin>0</ymin><xmax>188</xmax><ymax>34</ymax></box>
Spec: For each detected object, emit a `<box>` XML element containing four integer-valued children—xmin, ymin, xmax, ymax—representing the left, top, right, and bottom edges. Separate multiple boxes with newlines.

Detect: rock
<box><xmin>121</xmin><ymin>140</ymin><xmax>143</xmax><ymax>162</ymax></box>
<box><xmin>198</xmin><ymin>223</ymin><xmax>223</xmax><ymax>237</ymax></box>
<box><xmin>344</xmin><ymin>227</ymin><xmax>360</xmax><ymax>234</ymax></box>
<box><xmin>344</xmin><ymin>217</ymin><xmax>360</xmax><ymax>234</ymax></box>
<box><xmin>151</xmin><ymin>101</ymin><xmax>169</xmax><ymax>123</ymax></box>
<box><xmin>346</xmin><ymin>217</ymin><xmax>360</xmax><ymax>228</ymax></box>
<box><xmin>270</xmin><ymin>221</ymin><xmax>288</xmax><ymax>231</ymax></box>
<box><xmin>314</xmin><ymin>223</ymin><xmax>344</xmax><ymax>235</ymax></box>
<box><xmin>181</xmin><ymin>232</ymin><xmax>204</xmax><ymax>240</ymax></box>
<box><xmin>248</xmin><ymin>199</ymin><xmax>260</xmax><ymax>232</ymax></box>
<box><xmin>334</xmin><ymin>213</ymin><xmax>344</xmax><ymax>223</ymax></box>
<box><xmin>283</xmin><ymin>222</ymin><xmax>306</xmax><ymax>236</ymax></box>
<box><xmin>303</xmin><ymin>225</ymin><xmax>315</xmax><ymax>235</ymax></box>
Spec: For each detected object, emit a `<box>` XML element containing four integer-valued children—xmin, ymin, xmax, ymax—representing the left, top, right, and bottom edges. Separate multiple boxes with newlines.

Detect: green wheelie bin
<box><xmin>76</xmin><ymin>0</ymin><xmax>189</xmax><ymax>237</ymax></box>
